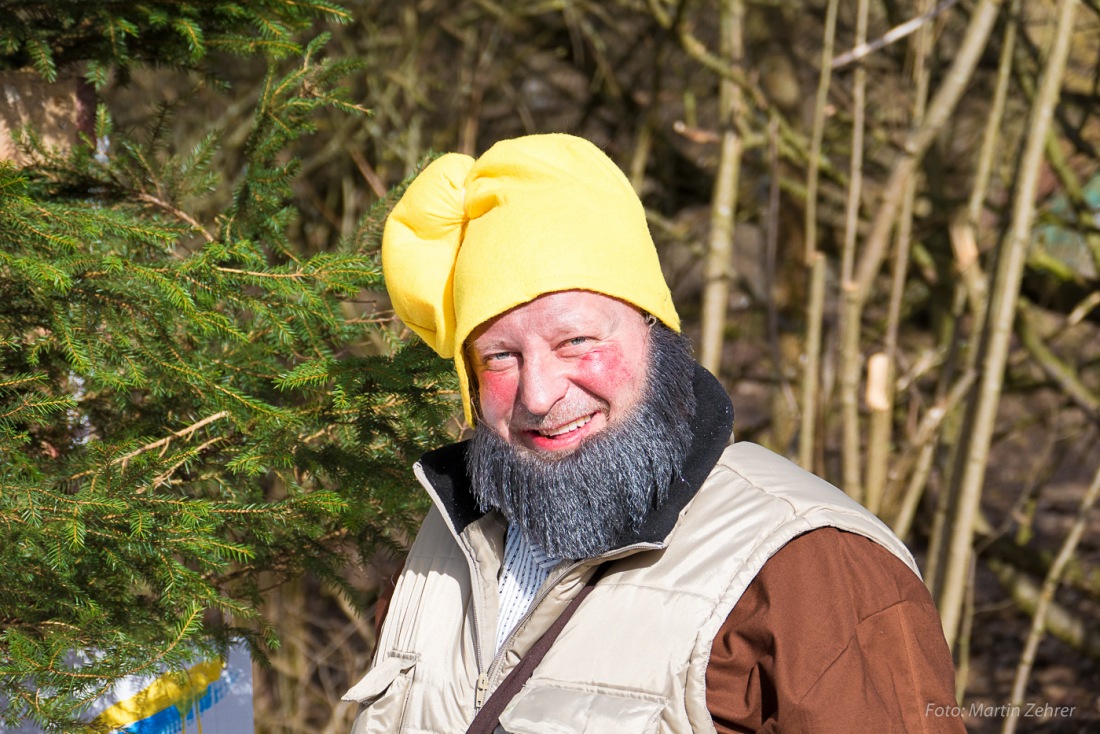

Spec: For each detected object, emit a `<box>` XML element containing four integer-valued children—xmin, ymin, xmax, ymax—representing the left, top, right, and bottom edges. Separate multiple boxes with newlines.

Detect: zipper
<box><xmin>481</xmin><ymin>559</ymin><xmax>579</xmax><ymax>694</ymax></box>
<box><xmin>481</xmin><ymin>540</ymin><xmax>662</xmax><ymax>696</ymax></box>
<box><xmin>412</xmin><ymin>463</ymin><xmax>491</xmax><ymax>706</ymax></box>
<box><xmin>475</xmin><ymin>673</ymin><xmax>490</xmax><ymax>709</ymax></box>
<box><xmin>465</xmin><ymin>542</ymin><xmax>489</xmax><ymax>690</ymax></box>
<box><xmin>413</xmin><ymin>461</ymin><xmax>665</xmax><ymax>712</ymax></box>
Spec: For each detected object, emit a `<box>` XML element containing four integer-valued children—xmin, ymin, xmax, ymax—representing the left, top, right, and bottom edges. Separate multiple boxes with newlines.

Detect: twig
<box><xmin>137</xmin><ymin>192</ymin><xmax>215</xmax><ymax>244</ymax></box>
<box><xmin>923</xmin><ymin>286</ymin><xmax>971</xmax><ymax>591</ymax></box>
<box><xmin>955</xmin><ymin>555</ymin><xmax>977</xmax><ymax>705</ymax></box>
<box><xmin>870</xmin><ymin>0</ymin><xmax>936</xmax><ymax>515</ymax></box>
<box><xmin>797</xmin><ymin>0</ymin><xmax>838</xmax><ymax>472</ymax></box>
<box><xmin>699</xmin><ymin>0</ymin><xmax>745</xmax><ymax>374</ymax></box>
<box><xmin>1016</xmin><ymin>298</ymin><xmax>1100</xmax><ymax>421</ymax></box>
<box><xmin>70</xmin><ymin>411</ymin><xmax>230</xmax><ymax>480</ymax></box>
<box><xmin>1003</xmin><ymin>452</ymin><xmax>1100</xmax><ymax>733</ymax></box>
<box><xmin>215</xmin><ymin>267</ymin><xmax>311</xmax><ymax>278</ymax></box>
<box><xmin>966</xmin><ymin>0</ymin><xmax>1020</xmax><ymax>232</ymax></box>
<box><xmin>949</xmin><ymin>213</ymin><xmax>990</xmax><ymax>324</ymax></box>
<box><xmin>1067</xmin><ymin>291</ymin><xmax>1100</xmax><ymax>326</ymax></box>
<box><xmin>838</xmin><ymin>0</ymin><xmax>870</xmax><ymax>501</ymax></box>
<box><xmin>852</xmin><ymin>0</ymin><xmax>1006</xmax><ymax>304</ymax></box>
<box><xmin>936</xmin><ymin>0</ymin><xmax>1076</xmax><ymax>649</ymax></box>
<box><xmin>864</xmin><ymin>353</ymin><xmax>891</xmax><ymax>514</ymax></box>
<box><xmin>152</xmin><ymin>436</ymin><xmax>227</xmax><ymax>486</ymax></box>
<box><xmin>891</xmin><ymin>369</ymin><xmax>977</xmax><ymax>539</ymax></box>
<box><xmin>764</xmin><ymin>116</ymin><xmax>796</xmax><ymax>418</ymax></box>
<box><xmin>986</xmin><ymin>554</ymin><xmax>1100</xmax><ymax>662</ymax></box>
<box><xmin>803</xmin><ymin>0</ymin><xmax>839</xmax><ymax>265</ymax></box>
<box><xmin>798</xmin><ymin>252</ymin><xmax>827</xmax><ymax>471</ymax></box>
<box><xmin>833</xmin><ymin>0</ymin><xmax>962</xmax><ymax>68</ymax></box>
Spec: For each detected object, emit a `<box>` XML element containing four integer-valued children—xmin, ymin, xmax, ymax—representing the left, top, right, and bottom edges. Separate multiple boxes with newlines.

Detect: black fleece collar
<box><xmin>416</xmin><ymin>363</ymin><xmax>735</xmax><ymax>546</ymax></box>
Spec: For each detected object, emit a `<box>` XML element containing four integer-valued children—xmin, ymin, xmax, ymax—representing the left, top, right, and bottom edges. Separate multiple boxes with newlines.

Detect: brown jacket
<box><xmin>355</xmin><ymin>366</ymin><xmax>963</xmax><ymax>732</ymax></box>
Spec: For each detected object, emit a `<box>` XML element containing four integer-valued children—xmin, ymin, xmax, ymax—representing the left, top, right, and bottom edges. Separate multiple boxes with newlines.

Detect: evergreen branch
<box><xmin>0</xmin><ymin>17</ymin><xmax>454</xmax><ymax>730</ymax></box>
<box><xmin>102</xmin><ymin>604</ymin><xmax>204</xmax><ymax>682</ymax></box>
<box><xmin>284</xmin><ymin>0</ymin><xmax>353</xmax><ymax>23</ymax></box>
<box><xmin>214</xmin><ymin>266</ymin><xmax>312</xmax><ymax>278</ymax></box>
<box><xmin>23</xmin><ymin>36</ymin><xmax>56</xmax><ymax>82</ymax></box>
<box><xmin>0</xmin><ymin>372</ymin><xmax>47</xmax><ymax>392</ymax></box>
<box><xmin>205</xmin><ymin>36</ymin><xmax>301</xmax><ymax>57</ymax></box>
<box><xmin>152</xmin><ymin>436</ymin><xmax>228</xmax><ymax>486</ymax></box>
<box><xmin>172</xmin><ymin>17</ymin><xmax>205</xmax><ymax>61</ymax></box>
<box><xmin>69</xmin><ymin>412</ymin><xmax>229</xmax><ymax>481</ymax></box>
<box><xmin>0</xmin><ymin>395</ymin><xmax>74</xmax><ymax>423</ymax></box>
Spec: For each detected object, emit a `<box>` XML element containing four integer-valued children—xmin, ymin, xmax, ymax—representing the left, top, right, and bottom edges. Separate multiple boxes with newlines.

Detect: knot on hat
<box><xmin>381</xmin><ymin>153</ymin><xmax>474</xmax><ymax>358</ymax></box>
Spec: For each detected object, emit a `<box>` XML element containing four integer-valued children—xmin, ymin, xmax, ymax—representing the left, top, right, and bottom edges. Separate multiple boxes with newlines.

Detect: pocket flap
<box><xmin>499</xmin><ymin>681</ymin><xmax>665</xmax><ymax>734</ymax></box>
<box><xmin>342</xmin><ymin>653</ymin><xmax>417</xmax><ymax>703</ymax></box>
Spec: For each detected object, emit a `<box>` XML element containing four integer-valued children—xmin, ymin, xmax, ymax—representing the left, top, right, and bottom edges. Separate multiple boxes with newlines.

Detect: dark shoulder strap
<box><xmin>464</xmin><ymin>562</ymin><xmax>610</xmax><ymax>734</ymax></box>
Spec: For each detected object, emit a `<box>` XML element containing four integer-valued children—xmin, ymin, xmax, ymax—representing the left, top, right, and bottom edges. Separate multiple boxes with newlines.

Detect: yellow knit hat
<box><xmin>382</xmin><ymin>133</ymin><xmax>679</xmax><ymax>425</ymax></box>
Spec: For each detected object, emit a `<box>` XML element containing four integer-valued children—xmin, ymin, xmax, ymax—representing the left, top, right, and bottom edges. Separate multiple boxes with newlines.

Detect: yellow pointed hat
<box><xmin>382</xmin><ymin>133</ymin><xmax>679</xmax><ymax>424</ymax></box>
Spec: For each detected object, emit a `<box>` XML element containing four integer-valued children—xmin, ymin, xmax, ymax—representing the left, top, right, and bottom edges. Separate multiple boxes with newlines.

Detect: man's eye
<box><xmin>483</xmin><ymin>352</ymin><xmax>516</xmax><ymax>365</ymax></box>
<box><xmin>561</xmin><ymin>336</ymin><xmax>593</xmax><ymax>352</ymax></box>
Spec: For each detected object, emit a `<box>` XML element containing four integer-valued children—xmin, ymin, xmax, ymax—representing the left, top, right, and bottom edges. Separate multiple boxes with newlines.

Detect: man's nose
<box><xmin>517</xmin><ymin>357</ymin><xmax>568</xmax><ymax>416</ymax></box>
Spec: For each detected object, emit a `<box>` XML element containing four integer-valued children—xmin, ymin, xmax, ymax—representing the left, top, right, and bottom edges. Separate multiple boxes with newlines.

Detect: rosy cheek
<box><xmin>576</xmin><ymin>347</ymin><xmax>641</xmax><ymax>393</ymax></box>
<box><xmin>476</xmin><ymin>371</ymin><xmax>518</xmax><ymax>423</ymax></box>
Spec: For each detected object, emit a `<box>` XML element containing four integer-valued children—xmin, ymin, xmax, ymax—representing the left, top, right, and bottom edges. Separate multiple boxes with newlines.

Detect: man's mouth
<box><xmin>538</xmin><ymin>414</ymin><xmax>593</xmax><ymax>437</ymax></box>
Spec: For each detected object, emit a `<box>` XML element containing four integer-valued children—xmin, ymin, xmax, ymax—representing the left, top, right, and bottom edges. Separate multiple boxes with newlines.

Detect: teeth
<box><xmin>540</xmin><ymin>415</ymin><xmax>592</xmax><ymax>437</ymax></box>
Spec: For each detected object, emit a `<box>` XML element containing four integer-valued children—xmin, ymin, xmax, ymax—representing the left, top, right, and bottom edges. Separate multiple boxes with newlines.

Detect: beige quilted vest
<box><xmin>344</xmin><ymin>441</ymin><xmax>919</xmax><ymax>734</ymax></box>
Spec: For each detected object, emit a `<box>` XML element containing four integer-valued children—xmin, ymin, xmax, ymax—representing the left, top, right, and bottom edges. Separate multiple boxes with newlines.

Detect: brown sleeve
<box><xmin>706</xmin><ymin>527</ymin><xmax>965</xmax><ymax>733</ymax></box>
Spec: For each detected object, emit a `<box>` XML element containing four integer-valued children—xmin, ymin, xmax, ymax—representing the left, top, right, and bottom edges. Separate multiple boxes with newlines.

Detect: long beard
<box><xmin>466</xmin><ymin>325</ymin><xmax>696</xmax><ymax>559</ymax></box>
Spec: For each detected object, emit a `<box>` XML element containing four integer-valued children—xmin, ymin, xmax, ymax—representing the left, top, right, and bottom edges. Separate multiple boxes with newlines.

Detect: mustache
<box><xmin>508</xmin><ymin>397</ymin><xmax>609</xmax><ymax>433</ymax></box>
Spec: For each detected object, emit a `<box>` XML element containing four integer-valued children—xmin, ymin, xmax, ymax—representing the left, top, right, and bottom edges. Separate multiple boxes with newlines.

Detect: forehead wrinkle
<box><xmin>466</xmin><ymin>292</ymin><xmax>645</xmax><ymax>363</ymax></box>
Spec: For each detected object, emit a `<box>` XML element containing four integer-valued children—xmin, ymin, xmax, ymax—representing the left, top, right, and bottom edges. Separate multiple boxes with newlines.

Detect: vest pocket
<box><xmin>498</xmin><ymin>680</ymin><xmax>665</xmax><ymax>734</ymax></box>
<box><xmin>344</xmin><ymin>651</ymin><xmax>418</xmax><ymax>734</ymax></box>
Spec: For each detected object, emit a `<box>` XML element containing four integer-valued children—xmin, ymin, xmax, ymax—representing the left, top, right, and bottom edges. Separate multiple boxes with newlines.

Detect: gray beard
<box><xmin>466</xmin><ymin>325</ymin><xmax>696</xmax><ymax>559</ymax></box>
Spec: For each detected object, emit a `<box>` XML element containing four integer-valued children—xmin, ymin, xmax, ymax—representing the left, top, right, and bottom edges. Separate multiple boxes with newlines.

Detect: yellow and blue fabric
<box><xmin>381</xmin><ymin>133</ymin><xmax>680</xmax><ymax>424</ymax></box>
<box><xmin>90</xmin><ymin>659</ymin><xmax>223</xmax><ymax>733</ymax></box>
<box><xmin>65</xmin><ymin>644</ymin><xmax>254</xmax><ymax>734</ymax></box>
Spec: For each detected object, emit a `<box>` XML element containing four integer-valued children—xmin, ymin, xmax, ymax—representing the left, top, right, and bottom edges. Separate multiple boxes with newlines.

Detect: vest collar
<box><xmin>416</xmin><ymin>363</ymin><xmax>735</xmax><ymax>549</ymax></box>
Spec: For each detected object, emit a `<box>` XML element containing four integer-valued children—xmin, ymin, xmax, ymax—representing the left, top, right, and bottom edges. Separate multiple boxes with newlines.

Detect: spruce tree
<box><xmin>0</xmin><ymin>3</ymin><xmax>453</xmax><ymax>731</ymax></box>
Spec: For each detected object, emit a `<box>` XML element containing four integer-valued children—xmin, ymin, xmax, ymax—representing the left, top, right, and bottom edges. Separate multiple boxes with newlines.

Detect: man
<box><xmin>344</xmin><ymin>134</ymin><xmax>964</xmax><ymax>732</ymax></box>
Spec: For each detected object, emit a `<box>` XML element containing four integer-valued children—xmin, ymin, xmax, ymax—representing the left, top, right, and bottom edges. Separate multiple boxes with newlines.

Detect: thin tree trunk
<box><xmin>869</xmin><ymin>0</ymin><xmax>935</xmax><ymax>514</ymax></box>
<box><xmin>798</xmin><ymin>0</ymin><xmax>839</xmax><ymax>471</ymax></box>
<box><xmin>935</xmin><ymin>0</ymin><xmax>1077</xmax><ymax>648</ymax></box>
<box><xmin>799</xmin><ymin>252</ymin><xmax>827</xmax><ymax>470</ymax></box>
<box><xmin>764</xmin><ymin>116</ymin><xmax>797</xmax><ymax>447</ymax></box>
<box><xmin>925</xmin><ymin>2</ymin><xmax>1013</xmax><ymax>592</ymax></box>
<box><xmin>865</xmin><ymin>352</ymin><xmax>890</xmax><ymax>514</ymax></box>
<box><xmin>838</xmin><ymin>0</ymin><xmax>870</xmax><ymax>500</ymax></box>
<box><xmin>966</xmin><ymin>0</ymin><xmax>1020</xmax><ymax>232</ymax></box>
<box><xmin>700</xmin><ymin>0</ymin><xmax>744</xmax><ymax>374</ymax></box>
<box><xmin>1002</xmin><ymin>451</ymin><xmax>1100</xmax><ymax>734</ymax></box>
<box><xmin>955</xmin><ymin>556</ymin><xmax>978</xmax><ymax>705</ymax></box>
<box><xmin>804</xmin><ymin>0</ymin><xmax>839</xmax><ymax>266</ymax></box>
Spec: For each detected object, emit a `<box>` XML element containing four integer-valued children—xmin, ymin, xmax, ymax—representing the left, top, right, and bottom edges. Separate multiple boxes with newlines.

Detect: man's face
<box><xmin>467</xmin><ymin>290</ymin><xmax>651</xmax><ymax>455</ymax></box>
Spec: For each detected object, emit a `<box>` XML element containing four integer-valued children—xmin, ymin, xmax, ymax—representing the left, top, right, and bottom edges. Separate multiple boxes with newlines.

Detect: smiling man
<box><xmin>344</xmin><ymin>134</ymin><xmax>964</xmax><ymax>733</ymax></box>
